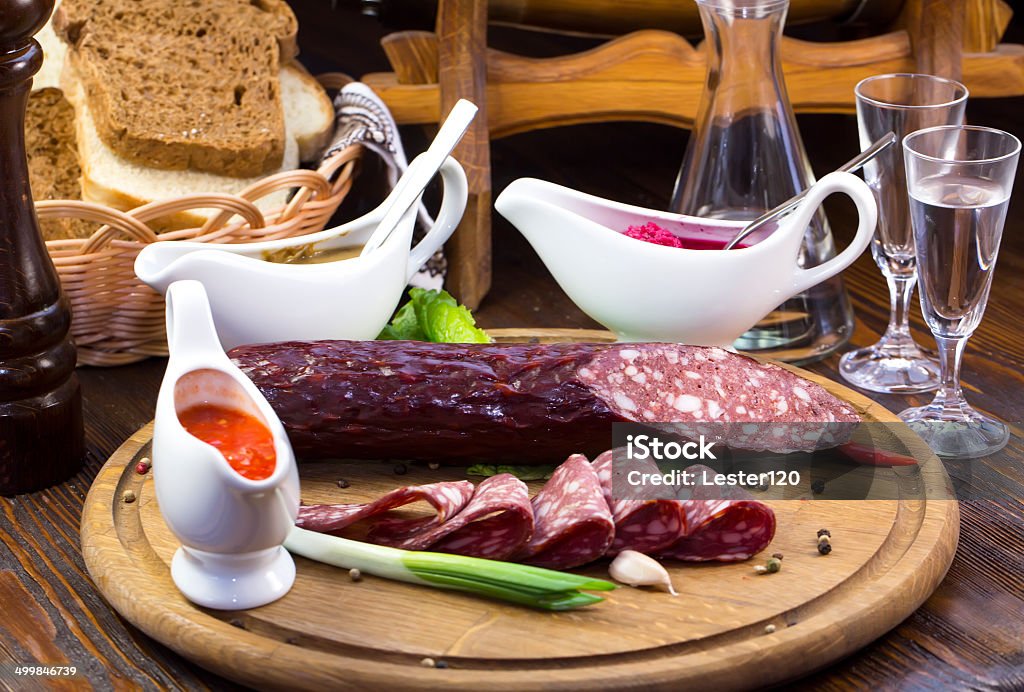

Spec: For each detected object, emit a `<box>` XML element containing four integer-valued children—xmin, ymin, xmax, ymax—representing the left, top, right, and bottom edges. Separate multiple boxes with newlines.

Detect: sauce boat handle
<box><xmin>164</xmin><ymin>280</ymin><xmax>227</xmax><ymax>363</ymax></box>
<box><xmin>406</xmin><ymin>157</ymin><xmax>468</xmax><ymax>281</ymax></box>
<box><xmin>789</xmin><ymin>171</ymin><xmax>877</xmax><ymax>296</ymax></box>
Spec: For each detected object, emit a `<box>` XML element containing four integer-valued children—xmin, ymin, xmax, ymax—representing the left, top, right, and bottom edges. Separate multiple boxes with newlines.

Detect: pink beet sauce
<box><xmin>623</xmin><ymin>221</ymin><xmax>757</xmax><ymax>250</ymax></box>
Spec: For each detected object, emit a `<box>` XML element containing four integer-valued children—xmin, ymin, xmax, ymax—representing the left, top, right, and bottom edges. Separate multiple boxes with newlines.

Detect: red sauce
<box><xmin>179</xmin><ymin>404</ymin><xmax>276</xmax><ymax>480</ymax></box>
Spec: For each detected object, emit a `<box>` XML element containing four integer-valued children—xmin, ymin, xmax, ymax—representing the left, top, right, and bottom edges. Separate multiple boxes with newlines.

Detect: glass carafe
<box><xmin>670</xmin><ymin>0</ymin><xmax>854</xmax><ymax>363</ymax></box>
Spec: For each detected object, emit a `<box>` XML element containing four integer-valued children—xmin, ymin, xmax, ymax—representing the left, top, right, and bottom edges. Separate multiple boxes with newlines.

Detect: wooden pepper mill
<box><xmin>0</xmin><ymin>0</ymin><xmax>84</xmax><ymax>495</ymax></box>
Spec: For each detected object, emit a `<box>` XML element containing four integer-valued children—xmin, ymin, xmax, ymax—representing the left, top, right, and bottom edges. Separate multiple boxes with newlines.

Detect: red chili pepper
<box><xmin>836</xmin><ymin>442</ymin><xmax>918</xmax><ymax>467</ymax></box>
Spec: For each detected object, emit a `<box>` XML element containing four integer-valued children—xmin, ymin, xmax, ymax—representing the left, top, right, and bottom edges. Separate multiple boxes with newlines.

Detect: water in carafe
<box><xmin>671</xmin><ymin>0</ymin><xmax>855</xmax><ymax>363</ymax></box>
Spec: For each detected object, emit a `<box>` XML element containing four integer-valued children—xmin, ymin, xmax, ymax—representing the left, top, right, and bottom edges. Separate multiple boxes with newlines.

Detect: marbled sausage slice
<box><xmin>516</xmin><ymin>454</ymin><xmax>615</xmax><ymax>569</ymax></box>
<box><xmin>375</xmin><ymin>474</ymin><xmax>534</xmax><ymax>560</ymax></box>
<box><xmin>296</xmin><ymin>481</ymin><xmax>474</xmax><ymax>536</ymax></box>
<box><xmin>592</xmin><ymin>450</ymin><xmax>687</xmax><ymax>555</ymax></box>
<box><xmin>659</xmin><ymin>464</ymin><xmax>776</xmax><ymax>562</ymax></box>
<box><xmin>660</xmin><ymin>502</ymin><xmax>776</xmax><ymax>562</ymax></box>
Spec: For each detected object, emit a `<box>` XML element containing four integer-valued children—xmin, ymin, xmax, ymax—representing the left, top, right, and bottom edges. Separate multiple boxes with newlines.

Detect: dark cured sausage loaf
<box><xmin>377</xmin><ymin>474</ymin><xmax>533</xmax><ymax>560</ymax></box>
<box><xmin>230</xmin><ymin>340</ymin><xmax>860</xmax><ymax>462</ymax></box>
<box><xmin>592</xmin><ymin>450</ymin><xmax>687</xmax><ymax>555</ymax></box>
<box><xmin>296</xmin><ymin>481</ymin><xmax>474</xmax><ymax>536</ymax></box>
<box><xmin>516</xmin><ymin>455</ymin><xmax>614</xmax><ymax>569</ymax></box>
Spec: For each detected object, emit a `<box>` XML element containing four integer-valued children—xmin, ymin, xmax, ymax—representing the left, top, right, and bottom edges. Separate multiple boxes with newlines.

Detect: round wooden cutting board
<box><xmin>81</xmin><ymin>330</ymin><xmax>959</xmax><ymax>691</ymax></box>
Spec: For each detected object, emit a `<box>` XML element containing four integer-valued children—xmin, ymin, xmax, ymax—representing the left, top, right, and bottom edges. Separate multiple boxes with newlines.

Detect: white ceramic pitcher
<box><xmin>153</xmin><ymin>280</ymin><xmax>300</xmax><ymax>610</ymax></box>
<box><xmin>495</xmin><ymin>171</ymin><xmax>877</xmax><ymax>346</ymax></box>
<box><xmin>135</xmin><ymin>157</ymin><xmax>468</xmax><ymax>350</ymax></box>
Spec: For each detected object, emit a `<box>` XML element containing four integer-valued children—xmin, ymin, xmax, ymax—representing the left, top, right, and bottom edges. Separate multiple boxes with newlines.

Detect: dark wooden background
<box><xmin>1</xmin><ymin>4</ymin><xmax>1022</xmax><ymax>690</ymax></box>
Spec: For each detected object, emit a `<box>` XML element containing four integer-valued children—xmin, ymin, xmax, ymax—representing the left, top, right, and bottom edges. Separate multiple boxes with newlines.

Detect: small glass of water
<box><xmin>840</xmin><ymin>74</ymin><xmax>968</xmax><ymax>394</ymax></box>
<box><xmin>900</xmin><ymin>125</ymin><xmax>1020</xmax><ymax>458</ymax></box>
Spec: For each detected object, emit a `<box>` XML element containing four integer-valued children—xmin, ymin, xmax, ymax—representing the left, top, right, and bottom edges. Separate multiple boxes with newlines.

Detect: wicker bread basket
<box><xmin>38</xmin><ymin>142</ymin><xmax>362</xmax><ymax>367</ymax></box>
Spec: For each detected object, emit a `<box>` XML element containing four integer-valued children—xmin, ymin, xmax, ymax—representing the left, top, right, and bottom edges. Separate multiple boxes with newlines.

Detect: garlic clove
<box><xmin>608</xmin><ymin>550</ymin><xmax>678</xmax><ymax>596</ymax></box>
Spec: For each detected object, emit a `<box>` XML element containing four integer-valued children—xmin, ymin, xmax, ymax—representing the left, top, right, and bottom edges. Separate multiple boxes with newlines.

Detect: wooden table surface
<box><xmin>2</xmin><ymin>6</ymin><xmax>1023</xmax><ymax>690</ymax></box>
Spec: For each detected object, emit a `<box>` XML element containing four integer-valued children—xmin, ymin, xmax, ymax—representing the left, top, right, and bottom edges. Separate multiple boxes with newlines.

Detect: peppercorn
<box><xmin>753</xmin><ymin>565</ymin><xmax>768</xmax><ymax>575</ymax></box>
<box><xmin>336</xmin><ymin>479</ymin><xmax>350</xmax><ymax>489</ymax></box>
<box><xmin>818</xmin><ymin>542</ymin><xmax>833</xmax><ymax>556</ymax></box>
<box><xmin>394</xmin><ymin>463</ymin><xmax>408</xmax><ymax>475</ymax></box>
<box><xmin>772</xmin><ymin>552</ymin><xmax>784</xmax><ymax>561</ymax></box>
<box><xmin>764</xmin><ymin>624</ymin><xmax>776</xmax><ymax>634</ymax></box>
<box><xmin>817</xmin><ymin>528</ymin><xmax>831</xmax><ymax>538</ymax></box>
<box><xmin>765</xmin><ymin>557</ymin><xmax>782</xmax><ymax>573</ymax></box>
<box><xmin>811</xmin><ymin>479</ymin><xmax>825</xmax><ymax>495</ymax></box>
<box><xmin>135</xmin><ymin>462</ymin><xmax>150</xmax><ymax>475</ymax></box>
<box><xmin>122</xmin><ymin>490</ymin><xmax>136</xmax><ymax>504</ymax></box>
<box><xmin>428</xmin><ymin>462</ymin><xmax>441</xmax><ymax>471</ymax></box>
<box><xmin>420</xmin><ymin>658</ymin><xmax>435</xmax><ymax>668</ymax></box>
<box><xmin>435</xmin><ymin>661</ymin><xmax>449</xmax><ymax>669</ymax></box>
<box><xmin>349</xmin><ymin>568</ymin><xmax>362</xmax><ymax>582</ymax></box>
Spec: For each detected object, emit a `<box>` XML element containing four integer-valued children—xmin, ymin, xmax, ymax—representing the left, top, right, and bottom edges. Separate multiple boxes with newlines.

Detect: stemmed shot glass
<box><xmin>840</xmin><ymin>74</ymin><xmax>968</xmax><ymax>393</ymax></box>
<box><xmin>900</xmin><ymin>125</ymin><xmax>1020</xmax><ymax>458</ymax></box>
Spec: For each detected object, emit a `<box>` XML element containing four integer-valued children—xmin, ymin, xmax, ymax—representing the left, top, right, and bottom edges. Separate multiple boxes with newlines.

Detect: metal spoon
<box><xmin>721</xmin><ymin>132</ymin><xmax>897</xmax><ymax>250</ymax></box>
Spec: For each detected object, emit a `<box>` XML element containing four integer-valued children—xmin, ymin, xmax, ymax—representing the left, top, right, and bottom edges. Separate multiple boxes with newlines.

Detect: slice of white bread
<box><xmin>280</xmin><ymin>61</ymin><xmax>334</xmax><ymax>163</ymax></box>
<box><xmin>33</xmin><ymin>16</ymin><xmax>66</xmax><ymax>90</ymax></box>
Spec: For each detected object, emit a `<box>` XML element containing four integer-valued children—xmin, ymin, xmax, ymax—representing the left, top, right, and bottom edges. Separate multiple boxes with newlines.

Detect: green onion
<box><xmin>284</xmin><ymin>527</ymin><xmax>615</xmax><ymax>611</ymax></box>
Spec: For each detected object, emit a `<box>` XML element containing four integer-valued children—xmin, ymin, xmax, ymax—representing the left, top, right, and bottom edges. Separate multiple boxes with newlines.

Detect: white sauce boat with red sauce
<box><xmin>495</xmin><ymin>171</ymin><xmax>877</xmax><ymax>347</ymax></box>
<box><xmin>153</xmin><ymin>280</ymin><xmax>300</xmax><ymax>609</ymax></box>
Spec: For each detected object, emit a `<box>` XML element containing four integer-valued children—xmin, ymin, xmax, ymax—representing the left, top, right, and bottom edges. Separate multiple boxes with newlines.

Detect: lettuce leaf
<box><xmin>377</xmin><ymin>300</ymin><xmax>425</xmax><ymax>341</ymax></box>
<box><xmin>379</xmin><ymin>288</ymin><xmax>490</xmax><ymax>343</ymax></box>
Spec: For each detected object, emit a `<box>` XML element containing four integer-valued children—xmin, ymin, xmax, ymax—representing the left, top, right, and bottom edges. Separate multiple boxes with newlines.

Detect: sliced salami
<box><xmin>660</xmin><ymin>501</ymin><xmax>776</xmax><ymax>562</ymax></box>
<box><xmin>592</xmin><ymin>450</ymin><xmax>687</xmax><ymax>555</ymax></box>
<box><xmin>373</xmin><ymin>474</ymin><xmax>534</xmax><ymax>560</ymax></box>
<box><xmin>296</xmin><ymin>480</ymin><xmax>474</xmax><ymax>536</ymax></box>
<box><xmin>517</xmin><ymin>454</ymin><xmax>615</xmax><ymax>569</ymax></box>
<box><xmin>660</xmin><ymin>465</ymin><xmax>776</xmax><ymax>562</ymax></box>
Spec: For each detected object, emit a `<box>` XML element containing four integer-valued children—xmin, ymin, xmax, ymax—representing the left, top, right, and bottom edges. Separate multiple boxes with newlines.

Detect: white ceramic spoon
<box><xmin>360</xmin><ymin>98</ymin><xmax>478</xmax><ymax>257</ymax></box>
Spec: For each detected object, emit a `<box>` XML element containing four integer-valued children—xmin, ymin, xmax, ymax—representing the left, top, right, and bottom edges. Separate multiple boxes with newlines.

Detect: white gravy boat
<box><xmin>135</xmin><ymin>157</ymin><xmax>468</xmax><ymax>350</ymax></box>
<box><xmin>153</xmin><ymin>280</ymin><xmax>300</xmax><ymax>609</ymax></box>
<box><xmin>495</xmin><ymin>171</ymin><xmax>877</xmax><ymax>346</ymax></box>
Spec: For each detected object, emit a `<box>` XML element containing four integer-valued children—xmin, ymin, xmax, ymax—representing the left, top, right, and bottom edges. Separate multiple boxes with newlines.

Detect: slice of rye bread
<box><xmin>36</xmin><ymin>7</ymin><xmax>331</xmax><ymax>163</ymax></box>
<box><xmin>63</xmin><ymin>59</ymin><xmax>301</xmax><ymax>231</ymax></box>
<box><xmin>53</xmin><ymin>0</ymin><xmax>300</xmax><ymax>177</ymax></box>
<box><xmin>25</xmin><ymin>88</ymin><xmax>93</xmax><ymax>241</ymax></box>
